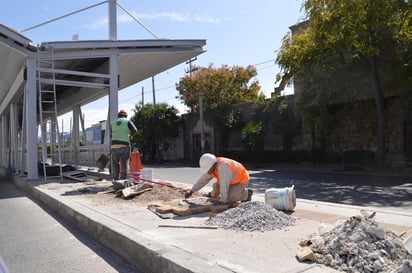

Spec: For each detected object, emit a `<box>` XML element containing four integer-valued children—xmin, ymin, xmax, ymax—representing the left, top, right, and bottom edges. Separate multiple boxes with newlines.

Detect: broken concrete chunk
<box><xmin>365</xmin><ymin>225</ymin><xmax>385</xmax><ymax>239</ymax></box>
<box><xmin>296</xmin><ymin>246</ymin><xmax>317</xmax><ymax>262</ymax></box>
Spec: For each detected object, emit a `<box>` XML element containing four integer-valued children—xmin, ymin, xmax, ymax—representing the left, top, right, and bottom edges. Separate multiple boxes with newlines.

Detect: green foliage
<box><xmin>277</xmin><ymin>0</ymin><xmax>412</xmax><ymax>96</ymax></box>
<box><xmin>276</xmin><ymin>0</ymin><xmax>412</xmax><ymax>167</ymax></box>
<box><xmin>240</xmin><ymin>121</ymin><xmax>263</xmax><ymax>152</ymax></box>
<box><xmin>254</xmin><ymin>95</ymin><xmax>299</xmax><ymax>151</ymax></box>
<box><xmin>212</xmin><ymin>109</ymin><xmax>244</xmax><ymax>151</ymax></box>
<box><xmin>176</xmin><ymin>65</ymin><xmax>265</xmax><ymax>112</ymax></box>
<box><xmin>130</xmin><ymin>103</ymin><xmax>180</xmax><ymax>163</ymax></box>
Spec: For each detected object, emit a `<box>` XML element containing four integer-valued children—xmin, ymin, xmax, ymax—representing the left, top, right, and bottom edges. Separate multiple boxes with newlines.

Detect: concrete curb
<box><xmin>11</xmin><ymin>175</ymin><xmax>233</xmax><ymax>273</ymax></box>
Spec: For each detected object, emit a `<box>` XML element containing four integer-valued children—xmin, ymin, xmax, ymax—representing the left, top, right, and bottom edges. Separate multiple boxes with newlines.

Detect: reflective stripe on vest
<box><xmin>210</xmin><ymin>157</ymin><xmax>249</xmax><ymax>185</ymax></box>
<box><xmin>111</xmin><ymin>118</ymin><xmax>130</xmax><ymax>144</ymax></box>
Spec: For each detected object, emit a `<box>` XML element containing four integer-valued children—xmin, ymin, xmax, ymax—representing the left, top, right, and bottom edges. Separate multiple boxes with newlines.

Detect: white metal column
<box><xmin>9</xmin><ymin>103</ymin><xmax>18</xmax><ymax>173</ymax></box>
<box><xmin>19</xmin><ymin>88</ymin><xmax>26</xmax><ymax>175</ymax></box>
<box><xmin>0</xmin><ymin>116</ymin><xmax>7</xmax><ymax>167</ymax></box>
<box><xmin>108</xmin><ymin>54</ymin><xmax>119</xmax><ymax>124</ymax></box>
<box><xmin>72</xmin><ymin>106</ymin><xmax>81</xmax><ymax>166</ymax></box>
<box><xmin>108</xmin><ymin>54</ymin><xmax>119</xmax><ymax>176</ymax></box>
<box><xmin>26</xmin><ymin>58</ymin><xmax>39</xmax><ymax>180</ymax></box>
<box><xmin>108</xmin><ymin>0</ymin><xmax>117</xmax><ymax>40</ymax></box>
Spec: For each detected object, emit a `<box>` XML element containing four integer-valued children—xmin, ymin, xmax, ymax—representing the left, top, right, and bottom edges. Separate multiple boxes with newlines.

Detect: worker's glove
<box><xmin>184</xmin><ymin>190</ymin><xmax>193</xmax><ymax>199</ymax></box>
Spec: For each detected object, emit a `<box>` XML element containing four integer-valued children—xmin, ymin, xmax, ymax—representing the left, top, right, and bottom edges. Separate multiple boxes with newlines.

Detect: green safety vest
<box><xmin>111</xmin><ymin>117</ymin><xmax>130</xmax><ymax>144</ymax></box>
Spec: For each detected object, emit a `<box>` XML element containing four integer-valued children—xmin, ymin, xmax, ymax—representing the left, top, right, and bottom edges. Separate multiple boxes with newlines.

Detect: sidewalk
<box><xmin>9</xmin><ymin>170</ymin><xmax>412</xmax><ymax>273</ymax></box>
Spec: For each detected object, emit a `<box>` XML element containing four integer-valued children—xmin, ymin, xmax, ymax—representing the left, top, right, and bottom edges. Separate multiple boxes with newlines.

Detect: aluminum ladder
<box><xmin>37</xmin><ymin>47</ymin><xmax>63</xmax><ymax>182</ymax></box>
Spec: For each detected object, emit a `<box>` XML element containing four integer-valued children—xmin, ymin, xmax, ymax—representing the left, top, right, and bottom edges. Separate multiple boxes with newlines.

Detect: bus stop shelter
<box><xmin>0</xmin><ymin>5</ymin><xmax>205</xmax><ymax>180</ymax></box>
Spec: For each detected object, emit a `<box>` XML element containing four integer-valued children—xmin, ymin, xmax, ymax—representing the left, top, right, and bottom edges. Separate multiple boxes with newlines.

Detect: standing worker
<box><xmin>110</xmin><ymin>109</ymin><xmax>137</xmax><ymax>180</ymax></box>
<box><xmin>185</xmin><ymin>153</ymin><xmax>253</xmax><ymax>204</ymax></box>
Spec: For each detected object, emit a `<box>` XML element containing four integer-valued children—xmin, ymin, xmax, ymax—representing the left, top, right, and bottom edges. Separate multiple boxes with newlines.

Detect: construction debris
<box><xmin>158</xmin><ymin>224</ymin><xmax>218</xmax><ymax>229</ymax></box>
<box><xmin>296</xmin><ymin>246</ymin><xmax>318</xmax><ymax>262</ymax></box>
<box><xmin>122</xmin><ymin>183</ymin><xmax>153</xmax><ymax>198</ymax></box>
<box><xmin>299</xmin><ymin>211</ymin><xmax>412</xmax><ymax>272</ymax></box>
<box><xmin>206</xmin><ymin>201</ymin><xmax>295</xmax><ymax>232</ymax></box>
<box><xmin>150</xmin><ymin>197</ymin><xmax>232</xmax><ymax>217</ymax></box>
<box><xmin>63</xmin><ymin>170</ymin><xmax>100</xmax><ymax>182</ymax></box>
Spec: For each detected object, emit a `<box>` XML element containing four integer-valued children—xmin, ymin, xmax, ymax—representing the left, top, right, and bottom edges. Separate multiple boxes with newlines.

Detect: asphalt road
<box><xmin>148</xmin><ymin>165</ymin><xmax>412</xmax><ymax>213</ymax></box>
<box><xmin>0</xmin><ymin>178</ymin><xmax>144</xmax><ymax>273</ymax></box>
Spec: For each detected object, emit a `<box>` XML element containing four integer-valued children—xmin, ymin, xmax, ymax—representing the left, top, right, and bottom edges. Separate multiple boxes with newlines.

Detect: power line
<box><xmin>256</xmin><ymin>64</ymin><xmax>276</xmax><ymax>72</ymax></box>
<box><xmin>119</xmin><ymin>84</ymin><xmax>176</xmax><ymax>104</ymax></box>
<box><xmin>253</xmin><ymin>59</ymin><xmax>275</xmax><ymax>67</ymax></box>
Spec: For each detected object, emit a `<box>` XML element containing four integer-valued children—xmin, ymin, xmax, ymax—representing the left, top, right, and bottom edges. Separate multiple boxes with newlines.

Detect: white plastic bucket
<box><xmin>141</xmin><ymin>169</ymin><xmax>153</xmax><ymax>181</ymax></box>
<box><xmin>265</xmin><ymin>186</ymin><xmax>296</xmax><ymax>211</ymax></box>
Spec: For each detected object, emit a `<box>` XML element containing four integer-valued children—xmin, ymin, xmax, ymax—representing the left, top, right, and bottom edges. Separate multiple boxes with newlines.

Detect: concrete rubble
<box><xmin>301</xmin><ymin>211</ymin><xmax>412</xmax><ymax>272</ymax></box>
<box><xmin>207</xmin><ymin>201</ymin><xmax>295</xmax><ymax>232</ymax></box>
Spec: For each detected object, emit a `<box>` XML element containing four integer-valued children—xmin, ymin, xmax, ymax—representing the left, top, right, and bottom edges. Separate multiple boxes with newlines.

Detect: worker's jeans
<box><xmin>111</xmin><ymin>146</ymin><xmax>130</xmax><ymax>180</ymax></box>
<box><xmin>211</xmin><ymin>181</ymin><xmax>249</xmax><ymax>202</ymax></box>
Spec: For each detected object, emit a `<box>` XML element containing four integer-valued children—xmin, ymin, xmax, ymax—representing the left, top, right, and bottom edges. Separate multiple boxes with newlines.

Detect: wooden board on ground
<box><xmin>151</xmin><ymin>197</ymin><xmax>231</xmax><ymax>216</ymax></box>
<box><xmin>122</xmin><ymin>183</ymin><xmax>153</xmax><ymax>198</ymax></box>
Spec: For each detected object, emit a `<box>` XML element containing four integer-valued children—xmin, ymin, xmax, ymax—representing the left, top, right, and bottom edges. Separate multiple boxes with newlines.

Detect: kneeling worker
<box><xmin>185</xmin><ymin>153</ymin><xmax>253</xmax><ymax>204</ymax></box>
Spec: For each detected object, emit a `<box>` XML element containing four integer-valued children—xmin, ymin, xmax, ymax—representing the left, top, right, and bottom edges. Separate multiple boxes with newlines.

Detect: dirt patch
<box><xmin>129</xmin><ymin>184</ymin><xmax>187</xmax><ymax>204</ymax></box>
<box><xmin>75</xmin><ymin>180</ymin><xmax>203</xmax><ymax>206</ymax></box>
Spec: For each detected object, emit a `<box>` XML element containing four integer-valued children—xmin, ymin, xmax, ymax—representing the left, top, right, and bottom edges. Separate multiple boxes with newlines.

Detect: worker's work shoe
<box><xmin>112</xmin><ymin>179</ymin><xmax>135</xmax><ymax>190</ymax></box>
<box><xmin>248</xmin><ymin>189</ymin><xmax>254</xmax><ymax>201</ymax></box>
<box><xmin>243</xmin><ymin>189</ymin><xmax>253</xmax><ymax>202</ymax></box>
<box><xmin>112</xmin><ymin>180</ymin><xmax>125</xmax><ymax>190</ymax></box>
<box><xmin>203</xmin><ymin>191</ymin><xmax>213</xmax><ymax>198</ymax></box>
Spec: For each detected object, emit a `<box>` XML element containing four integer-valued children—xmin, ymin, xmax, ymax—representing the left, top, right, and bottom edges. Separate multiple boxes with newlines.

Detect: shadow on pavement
<box><xmin>249</xmin><ymin>170</ymin><xmax>412</xmax><ymax>208</ymax></box>
<box><xmin>0</xmin><ymin>177</ymin><xmax>141</xmax><ymax>273</ymax></box>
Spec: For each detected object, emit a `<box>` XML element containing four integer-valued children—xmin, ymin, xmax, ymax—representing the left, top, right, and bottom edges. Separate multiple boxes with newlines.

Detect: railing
<box><xmin>60</xmin><ymin>144</ymin><xmax>110</xmax><ymax>168</ymax></box>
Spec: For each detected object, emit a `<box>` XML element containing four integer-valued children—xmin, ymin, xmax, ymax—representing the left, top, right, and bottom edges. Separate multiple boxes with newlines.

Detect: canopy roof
<box><xmin>0</xmin><ymin>23</ymin><xmax>206</xmax><ymax>118</ymax></box>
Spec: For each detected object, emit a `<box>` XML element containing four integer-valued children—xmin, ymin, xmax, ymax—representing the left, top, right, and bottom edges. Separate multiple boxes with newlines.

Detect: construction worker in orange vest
<box><xmin>184</xmin><ymin>153</ymin><xmax>253</xmax><ymax>204</ymax></box>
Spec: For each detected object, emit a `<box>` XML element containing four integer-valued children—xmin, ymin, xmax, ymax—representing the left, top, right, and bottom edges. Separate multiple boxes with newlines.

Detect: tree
<box><xmin>276</xmin><ymin>0</ymin><xmax>412</xmax><ymax>169</ymax></box>
<box><xmin>240</xmin><ymin>121</ymin><xmax>263</xmax><ymax>160</ymax></box>
<box><xmin>130</xmin><ymin>103</ymin><xmax>180</xmax><ymax>163</ymax></box>
<box><xmin>175</xmin><ymin>64</ymin><xmax>265</xmax><ymax>112</ymax></box>
<box><xmin>256</xmin><ymin>95</ymin><xmax>299</xmax><ymax>152</ymax></box>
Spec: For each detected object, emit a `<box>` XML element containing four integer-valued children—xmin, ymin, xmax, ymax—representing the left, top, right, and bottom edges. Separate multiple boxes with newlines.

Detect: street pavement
<box><xmin>149</xmin><ymin>164</ymin><xmax>412</xmax><ymax>212</ymax></box>
<box><xmin>2</xmin><ymin>164</ymin><xmax>412</xmax><ymax>273</ymax></box>
<box><xmin>0</xmin><ymin>172</ymin><xmax>142</xmax><ymax>273</ymax></box>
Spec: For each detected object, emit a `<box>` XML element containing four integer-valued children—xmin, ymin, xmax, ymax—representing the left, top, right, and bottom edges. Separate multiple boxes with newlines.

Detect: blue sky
<box><xmin>1</xmin><ymin>0</ymin><xmax>304</xmax><ymax>129</ymax></box>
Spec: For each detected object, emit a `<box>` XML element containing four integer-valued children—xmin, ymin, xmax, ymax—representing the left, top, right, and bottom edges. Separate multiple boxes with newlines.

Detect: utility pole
<box><xmin>141</xmin><ymin>86</ymin><xmax>144</xmax><ymax>106</ymax></box>
<box><xmin>151</xmin><ymin>75</ymin><xmax>160</xmax><ymax>162</ymax></box>
<box><xmin>185</xmin><ymin>57</ymin><xmax>204</xmax><ymax>154</ymax></box>
<box><xmin>151</xmin><ymin>76</ymin><xmax>156</xmax><ymax>106</ymax></box>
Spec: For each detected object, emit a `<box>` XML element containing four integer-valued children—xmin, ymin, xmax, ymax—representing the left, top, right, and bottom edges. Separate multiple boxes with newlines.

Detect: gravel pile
<box><xmin>306</xmin><ymin>213</ymin><xmax>411</xmax><ymax>272</ymax></box>
<box><xmin>206</xmin><ymin>201</ymin><xmax>295</xmax><ymax>232</ymax></box>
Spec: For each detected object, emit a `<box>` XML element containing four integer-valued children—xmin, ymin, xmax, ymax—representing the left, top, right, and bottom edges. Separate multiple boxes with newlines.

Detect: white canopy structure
<box><xmin>0</xmin><ymin>1</ymin><xmax>206</xmax><ymax>180</ymax></box>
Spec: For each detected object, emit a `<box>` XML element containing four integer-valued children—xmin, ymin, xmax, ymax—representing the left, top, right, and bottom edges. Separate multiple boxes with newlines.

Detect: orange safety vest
<box><xmin>210</xmin><ymin>157</ymin><xmax>249</xmax><ymax>185</ymax></box>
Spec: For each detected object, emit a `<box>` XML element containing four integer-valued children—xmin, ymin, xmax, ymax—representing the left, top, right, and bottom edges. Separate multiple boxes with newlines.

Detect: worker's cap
<box><xmin>199</xmin><ymin>153</ymin><xmax>216</xmax><ymax>173</ymax></box>
<box><xmin>118</xmin><ymin>109</ymin><xmax>128</xmax><ymax>117</ymax></box>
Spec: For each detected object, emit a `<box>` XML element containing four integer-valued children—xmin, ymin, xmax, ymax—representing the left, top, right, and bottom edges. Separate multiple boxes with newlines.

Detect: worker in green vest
<box><xmin>110</xmin><ymin>109</ymin><xmax>137</xmax><ymax>180</ymax></box>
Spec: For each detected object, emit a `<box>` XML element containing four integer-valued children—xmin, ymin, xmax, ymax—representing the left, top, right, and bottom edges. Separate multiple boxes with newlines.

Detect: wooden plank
<box><xmin>123</xmin><ymin>188</ymin><xmax>152</xmax><ymax>198</ymax></box>
<box><xmin>122</xmin><ymin>183</ymin><xmax>153</xmax><ymax>198</ymax></box>
<box><xmin>158</xmin><ymin>224</ymin><xmax>218</xmax><ymax>229</ymax></box>
<box><xmin>209</xmin><ymin>204</ymin><xmax>230</xmax><ymax>213</ymax></box>
<box><xmin>155</xmin><ymin>205</ymin><xmax>174</xmax><ymax>214</ymax></box>
<box><xmin>153</xmin><ymin>201</ymin><xmax>230</xmax><ymax>216</ymax></box>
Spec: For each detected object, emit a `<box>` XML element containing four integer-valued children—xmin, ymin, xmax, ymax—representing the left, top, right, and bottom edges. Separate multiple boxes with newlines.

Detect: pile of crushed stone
<box><xmin>206</xmin><ymin>201</ymin><xmax>295</xmax><ymax>232</ymax></box>
<box><xmin>304</xmin><ymin>212</ymin><xmax>411</xmax><ymax>272</ymax></box>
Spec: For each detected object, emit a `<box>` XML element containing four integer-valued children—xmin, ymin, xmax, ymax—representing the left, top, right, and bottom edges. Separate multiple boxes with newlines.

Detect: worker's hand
<box><xmin>184</xmin><ymin>190</ymin><xmax>193</xmax><ymax>199</ymax></box>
